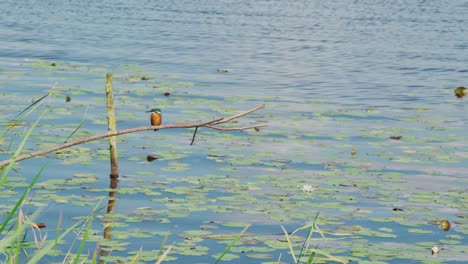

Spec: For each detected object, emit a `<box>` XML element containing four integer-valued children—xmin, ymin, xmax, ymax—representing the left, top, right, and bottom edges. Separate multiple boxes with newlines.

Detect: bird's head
<box><xmin>146</xmin><ymin>108</ymin><xmax>162</xmax><ymax>113</ymax></box>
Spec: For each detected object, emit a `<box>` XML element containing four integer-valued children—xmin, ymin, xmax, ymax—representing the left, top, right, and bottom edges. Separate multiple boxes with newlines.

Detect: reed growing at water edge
<box><xmin>0</xmin><ymin>97</ymin><xmax>100</xmax><ymax>263</ymax></box>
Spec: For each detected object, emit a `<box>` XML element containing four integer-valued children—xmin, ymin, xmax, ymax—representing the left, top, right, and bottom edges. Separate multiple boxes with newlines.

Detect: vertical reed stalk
<box><xmin>105</xmin><ymin>73</ymin><xmax>119</xmax><ymax>184</ymax></box>
<box><xmin>101</xmin><ymin>73</ymin><xmax>119</xmax><ymax>262</ymax></box>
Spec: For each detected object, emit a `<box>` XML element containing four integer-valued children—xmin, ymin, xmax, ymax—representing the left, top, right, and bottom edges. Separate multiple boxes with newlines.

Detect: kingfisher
<box><xmin>146</xmin><ymin>108</ymin><xmax>162</xmax><ymax>131</ymax></box>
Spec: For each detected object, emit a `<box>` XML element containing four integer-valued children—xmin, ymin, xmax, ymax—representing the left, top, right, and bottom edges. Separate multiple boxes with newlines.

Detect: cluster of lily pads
<box><xmin>0</xmin><ymin>59</ymin><xmax>466</xmax><ymax>263</ymax></box>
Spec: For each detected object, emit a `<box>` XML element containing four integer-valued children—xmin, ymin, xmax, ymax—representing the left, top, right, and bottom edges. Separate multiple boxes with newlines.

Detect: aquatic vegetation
<box><xmin>0</xmin><ymin>59</ymin><xmax>466</xmax><ymax>263</ymax></box>
<box><xmin>454</xmin><ymin>86</ymin><xmax>467</xmax><ymax>98</ymax></box>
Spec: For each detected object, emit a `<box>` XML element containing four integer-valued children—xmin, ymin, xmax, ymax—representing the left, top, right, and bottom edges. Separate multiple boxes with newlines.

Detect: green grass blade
<box><xmin>1</xmin><ymin>90</ymin><xmax>50</xmax><ymax>138</ymax></box>
<box><xmin>54</xmin><ymin>212</ymin><xmax>62</xmax><ymax>254</ymax></box>
<box><xmin>214</xmin><ymin>224</ymin><xmax>250</xmax><ymax>264</ymax></box>
<box><xmin>297</xmin><ymin>225</ymin><xmax>314</xmax><ymax>263</ymax></box>
<box><xmin>64</xmin><ymin>107</ymin><xmax>88</xmax><ymax>143</ymax></box>
<box><xmin>0</xmin><ymin>207</ymin><xmax>43</xmax><ymax>263</ymax></box>
<box><xmin>129</xmin><ymin>249</ymin><xmax>141</xmax><ymax>264</ymax></box>
<box><xmin>156</xmin><ymin>229</ymin><xmax>171</xmax><ymax>259</ymax></box>
<box><xmin>276</xmin><ymin>253</ymin><xmax>282</xmax><ymax>264</ymax></box>
<box><xmin>0</xmin><ymin>163</ymin><xmax>47</xmax><ymax>234</ymax></box>
<box><xmin>90</xmin><ymin>240</ymin><xmax>100</xmax><ymax>264</ymax></box>
<box><xmin>155</xmin><ymin>244</ymin><xmax>174</xmax><ymax>264</ymax></box>
<box><xmin>73</xmin><ymin>216</ymin><xmax>94</xmax><ymax>263</ymax></box>
<box><xmin>280</xmin><ymin>225</ymin><xmax>297</xmax><ymax>264</ymax></box>
<box><xmin>27</xmin><ymin>219</ymin><xmax>85</xmax><ymax>264</ymax></box>
<box><xmin>297</xmin><ymin>212</ymin><xmax>320</xmax><ymax>263</ymax></box>
<box><xmin>16</xmin><ymin>92</ymin><xmax>51</xmax><ymax>119</ymax></box>
<box><xmin>73</xmin><ymin>201</ymin><xmax>102</xmax><ymax>264</ymax></box>
<box><xmin>0</xmin><ymin>113</ymin><xmax>43</xmax><ymax>187</ymax></box>
<box><xmin>14</xmin><ymin>210</ymin><xmax>24</xmax><ymax>264</ymax></box>
<box><xmin>306</xmin><ymin>245</ymin><xmax>318</xmax><ymax>264</ymax></box>
<box><xmin>308</xmin><ymin>248</ymin><xmax>348</xmax><ymax>264</ymax></box>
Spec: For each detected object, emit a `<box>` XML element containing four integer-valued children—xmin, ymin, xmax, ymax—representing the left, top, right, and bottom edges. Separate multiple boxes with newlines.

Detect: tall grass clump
<box><xmin>280</xmin><ymin>212</ymin><xmax>348</xmax><ymax>264</ymax></box>
<box><xmin>0</xmin><ymin>92</ymin><xmax>99</xmax><ymax>264</ymax></box>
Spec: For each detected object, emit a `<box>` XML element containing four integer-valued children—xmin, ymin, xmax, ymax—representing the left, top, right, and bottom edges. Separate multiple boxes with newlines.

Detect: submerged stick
<box><xmin>0</xmin><ymin>105</ymin><xmax>266</xmax><ymax>168</ymax></box>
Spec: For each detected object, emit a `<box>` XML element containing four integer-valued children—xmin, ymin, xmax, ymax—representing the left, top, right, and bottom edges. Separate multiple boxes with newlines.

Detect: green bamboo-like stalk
<box><xmin>105</xmin><ymin>73</ymin><xmax>119</xmax><ymax>216</ymax></box>
<box><xmin>105</xmin><ymin>73</ymin><xmax>119</xmax><ymax>182</ymax></box>
<box><xmin>101</xmin><ymin>73</ymin><xmax>119</xmax><ymax>263</ymax></box>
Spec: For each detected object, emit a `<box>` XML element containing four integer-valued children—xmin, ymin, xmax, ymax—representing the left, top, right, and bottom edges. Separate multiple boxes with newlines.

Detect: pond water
<box><xmin>0</xmin><ymin>0</ymin><xmax>467</xmax><ymax>263</ymax></box>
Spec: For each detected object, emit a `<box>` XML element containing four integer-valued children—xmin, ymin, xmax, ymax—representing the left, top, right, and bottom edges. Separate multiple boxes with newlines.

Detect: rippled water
<box><xmin>1</xmin><ymin>0</ymin><xmax>467</xmax><ymax>263</ymax></box>
<box><xmin>2</xmin><ymin>0</ymin><xmax>467</xmax><ymax>101</ymax></box>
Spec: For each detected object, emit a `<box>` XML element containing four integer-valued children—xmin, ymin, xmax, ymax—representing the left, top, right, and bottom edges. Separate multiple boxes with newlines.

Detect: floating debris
<box><xmin>454</xmin><ymin>86</ymin><xmax>467</xmax><ymax>98</ymax></box>
<box><xmin>163</xmin><ymin>92</ymin><xmax>171</xmax><ymax>97</ymax></box>
<box><xmin>392</xmin><ymin>207</ymin><xmax>404</xmax><ymax>211</ymax></box>
<box><xmin>34</xmin><ymin>222</ymin><xmax>46</xmax><ymax>229</ymax></box>
<box><xmin>65</xmin><ymin>95</ymin><xmax>71</xmax><ymax>102</ymax></box>
<box><xmin>216</xmin><ymin>68</ymin><xmax>230</xmax><ymax>73</ymax></box>
<box><xmin>351</xmin><ymin>149</ymin><xmax>357</xmax><ymax>155</ymax></box>
<box><xmin>146</xmin><ymin>155</ymin><xmax>159</xmax><ymax>162</ymax></box>
<box><xmin>390</xmin><ymin>136</ymin><xmax>402</xmax><ymax>140</ymax></box>
<box><xmin>440</xmin><ymin>219</ymin><xmax>451</xmax><ymax>231</ymax></box>
<box><xmin>126</xmin><ymin>75</ymin><xmax>154</xmax><ymax>82</ymax></box>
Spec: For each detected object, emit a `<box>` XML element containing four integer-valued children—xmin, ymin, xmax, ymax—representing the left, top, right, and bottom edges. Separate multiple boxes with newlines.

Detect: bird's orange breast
<box><xmin>151</xmin><ymin>112</ymin><xmax>162</xmax><ymax>126</ymax></box>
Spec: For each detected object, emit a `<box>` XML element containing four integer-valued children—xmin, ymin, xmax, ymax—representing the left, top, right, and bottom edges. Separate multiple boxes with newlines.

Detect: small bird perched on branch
<box><xmin>146</xmin><ymin>108</ymin><xmax>162</xmax><ymax>131</ymax></box>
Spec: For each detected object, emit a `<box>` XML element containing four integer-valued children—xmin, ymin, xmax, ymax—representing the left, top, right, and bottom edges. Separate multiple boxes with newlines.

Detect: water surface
<box><xmin>1</xmin><ymin>1</ymin><xmax>467</xmax><ymax>263</ymax></box>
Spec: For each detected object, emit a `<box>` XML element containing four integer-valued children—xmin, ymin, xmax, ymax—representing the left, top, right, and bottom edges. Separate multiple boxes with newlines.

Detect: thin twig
<box><xmin>0</xmin><ymin>105</ymin><xmax>266</xmax><ymax>168</ymax></box>
<box><xmin>190</xmin><ymin>127</ymin><xmax>199</xmax><ymax>146</ymax></box>
<box><xmin>206</xmin><ymin>124</ymin><xmax>267</xmax><ymax>131</ymax></box>
<box><xmin>209</xmin><ymin>104</ymin><xmax>265</xmax><ymax>125</ymax></box>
